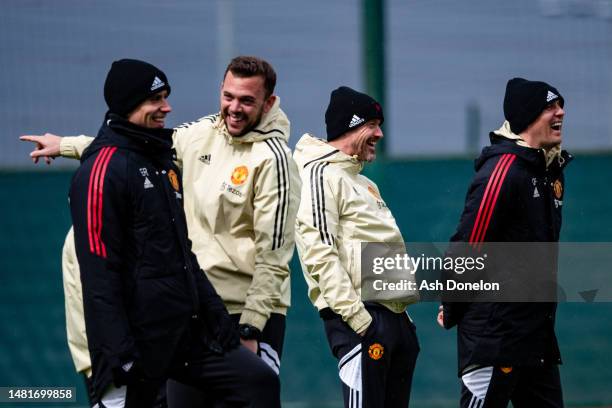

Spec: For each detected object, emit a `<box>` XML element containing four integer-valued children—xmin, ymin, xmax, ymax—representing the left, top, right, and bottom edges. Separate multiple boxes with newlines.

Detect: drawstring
<box><xmin>558</xmin><ymin>155</ymin><xmax>565</xmax><ymax>167</ymax></box>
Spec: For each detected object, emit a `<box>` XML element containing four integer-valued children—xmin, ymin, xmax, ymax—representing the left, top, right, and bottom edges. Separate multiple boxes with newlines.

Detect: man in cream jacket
<box><xmin>294</xmin><ymin>86</ymin><xmax>419</xmax><ymax>408</ymax></box>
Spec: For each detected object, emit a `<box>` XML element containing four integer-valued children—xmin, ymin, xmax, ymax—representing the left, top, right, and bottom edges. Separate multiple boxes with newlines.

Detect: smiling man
<box><xmin>163</xmin><ymin>55</ymin><xmax>300</xmax><ymax>406</ymax></box>
<box><xmin>294</xmin><ymin>86</ymin><xmax>419</xmax><ymax>408</ymax></box>
<box><xmin>438</xmin><ymin>78</ymin><xmax>571</xmax><ymax>408</ymax></box>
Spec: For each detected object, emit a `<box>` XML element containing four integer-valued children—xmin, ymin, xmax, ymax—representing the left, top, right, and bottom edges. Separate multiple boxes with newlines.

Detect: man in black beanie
<box><xmin>294</xmin><ymin>86</ymin><xmax>420</xmax><ymax>407</ymax></box>
<box><xmin>64</xmin><ymin>59</ymin><xmax>280</xmax><ymax>408</ymax></box>
<box><xmin>503</xmin><ymin>77</ymin><xmax>565</xmax><ymax>149</ymax></box>
<box><xmin>438</xmin><ymin>77</ymin><xmax>570</xmax><ymax>408</ymax></box>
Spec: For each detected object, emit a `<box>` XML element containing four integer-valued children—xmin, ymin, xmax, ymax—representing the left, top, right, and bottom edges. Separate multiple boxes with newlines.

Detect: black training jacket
<box><xmin>69</xmin><ymin>114</ymin><xmax>227</xmax><ymax>398</ymax></box>
<box><xmin>443</xmin><ymin>133</ymin><xmax>572</xmax><ymax>375</ymax></box>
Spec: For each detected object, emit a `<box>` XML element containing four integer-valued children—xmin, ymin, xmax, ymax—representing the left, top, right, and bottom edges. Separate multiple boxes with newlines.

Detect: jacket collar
<box><xmin>82</xmin><ymin>113</ymin><xmax>174</xmax><ymax>162</ymax></box>
<box><xmin>293</xmin><ymin>133</ymin><xmax>363</xmax><ymax>174</ymax></box>
<box><xmin>479</xmin><ymin>121</ymin><xmax>572</xmax><ymax>173</ymax></box>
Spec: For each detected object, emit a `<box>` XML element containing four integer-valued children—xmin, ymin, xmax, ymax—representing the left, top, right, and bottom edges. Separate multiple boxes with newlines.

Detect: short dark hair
<box><xmin>224</xmin><ymin>56</ymin><xmax>276</xmax><ymax>98</ymax></box>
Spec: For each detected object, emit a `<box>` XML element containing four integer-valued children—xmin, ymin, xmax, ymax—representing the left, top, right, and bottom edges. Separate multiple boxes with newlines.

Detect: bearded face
<box><xmin>346</xmin><ymin>119</ymin><xmax>384</xmax><ymax>162</ymax></box>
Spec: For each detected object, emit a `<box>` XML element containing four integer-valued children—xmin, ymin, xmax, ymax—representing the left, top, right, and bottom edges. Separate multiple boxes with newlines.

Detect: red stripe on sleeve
<box><xmin>472</xmin><ymin>154</ymin><xmax>514</xmax><ymax>244</ymax></box>
<box><xmin>95</xmin><ymin>147</ymin><xmax>117</xmax><ymax>258</ymax></box>
<box><xmin>475</xmin><ymin>154</ymin><xmax>516</xmax><ymax>247</ymax></box>
<box><xmin>91</xmin><ymin>147</ymin><xmax>112</xmax><ymax>255</ymax></box>
<box><xmin>469</xmin><ymin>154</ymin><xmax>511</xmax><ymax>244</ymax></box>
<box><xmin>86</xmin><ymin>147</ymin><xmax>117</xmax><ymax>257</ymax></box>
<box><xmin>87</xmin><ymin>147</ymin><xmax>111</xmax><ymax>254</ymax></box>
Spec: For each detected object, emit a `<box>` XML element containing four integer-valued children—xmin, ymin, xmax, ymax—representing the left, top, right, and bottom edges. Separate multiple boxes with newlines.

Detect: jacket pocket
<box><xmin>361</xmin><ymin>314</ymin><xmax>377</xmax><ymax>339</ymax></box>
<box><xmin>323</xmin><ymin>313</ymin><xmax>363</xmax><ymax>356</ymax></box>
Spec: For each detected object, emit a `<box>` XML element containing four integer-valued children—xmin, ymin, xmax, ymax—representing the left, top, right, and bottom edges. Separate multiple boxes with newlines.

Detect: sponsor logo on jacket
<box><xmin>220</xmin><ymin>181</ymin><xmax>244</xmax><ymax>198</ymax></box>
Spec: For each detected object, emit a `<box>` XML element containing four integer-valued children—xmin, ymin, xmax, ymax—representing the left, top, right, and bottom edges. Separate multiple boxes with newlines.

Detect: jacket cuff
<box><xmin>346</xmin><ymin>307</ymin><xmax>372</xmax><ymax>334</ymax></box>
<box><xmin>239</xmin><ymin>309</ymin><xmax>268</xmax><ymax>331</ymax></box>
<box><xmin>108</xmin><ymin>345</ymin><xmax>139</xmax><ymax>370</ymax></box>
<box><xmin>59</xmin><ymin>136</ymin><xmax>83</xmax><ymax>159</ymax></box>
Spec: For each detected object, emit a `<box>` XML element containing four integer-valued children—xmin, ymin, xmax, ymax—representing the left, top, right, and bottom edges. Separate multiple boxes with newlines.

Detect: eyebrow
<box><xmin>223</xmin><ymin>91</ymin><xmax>256</xmax><ymax>102</ymax></box>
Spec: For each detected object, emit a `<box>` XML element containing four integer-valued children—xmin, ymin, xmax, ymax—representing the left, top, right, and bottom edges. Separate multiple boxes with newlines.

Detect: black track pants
<box><xmin>460</xmin><ymin>364</ymin><xmax>563</xmax><ymax>408</ymax></box>
<box><xmin>322</xmin><ymin>305</ymin><xmax>419</xmax><ymax>408</ymax></box>
<box><xmin>166</xmin><ymin>313</ymin><xmax>285</xmax><ymax>408</ymax></box>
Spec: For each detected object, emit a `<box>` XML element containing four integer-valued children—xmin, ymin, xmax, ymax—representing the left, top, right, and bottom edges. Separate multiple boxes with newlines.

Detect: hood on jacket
<box><xmin>490</xmin><ymin>121</ymin><xmax>563</xmax><ymax>169</ymax></box>
<box><xmin>476</xmin><ymin>121</ymin><xmax>570</xmax><ymax>172</ymax></box>
<box><xmin>293</xmin><ymin>133</ymin><xmax>363</xmax><ymax>173</ymax></box>
<box><xmin>213</xmin><ymin>97</ymin><xmax>291</xmax><ymax>144</ymax></box>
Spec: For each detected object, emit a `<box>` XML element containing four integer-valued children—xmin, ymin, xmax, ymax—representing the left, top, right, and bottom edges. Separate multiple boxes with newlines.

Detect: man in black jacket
<box><xmin>438</xmin><ymin>78</ymin><xmax>571</xmax><ymax>408</ymax></box>
<box><xmin>70</xmin><ymin>59</ymin><xmax>279</xmax><ymax>408</ymax></box>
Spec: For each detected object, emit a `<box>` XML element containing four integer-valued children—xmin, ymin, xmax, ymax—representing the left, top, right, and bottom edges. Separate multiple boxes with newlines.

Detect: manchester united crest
<box><xmin>367</xmin><ymin>185</ymin><xmax>381</xmax><ymax>200</ymax></box>
<box><xmin>553</xmin><ymin>179</ymin><xmax>563</xmax><ymax>199</ymax></box>
<box><xmin>368</xmin><ymin>343</ymin><xmax>384</xmax><ymax>360</ymax></box>
<box><xmin>231</xmin><ymin>166</ymin><xmax>249</xmax><ymax>186</ymax></box>
<box><xmin>168</xmin><ymin>169</ymin><xmax>180</xmax><ymax>192</ymax></box>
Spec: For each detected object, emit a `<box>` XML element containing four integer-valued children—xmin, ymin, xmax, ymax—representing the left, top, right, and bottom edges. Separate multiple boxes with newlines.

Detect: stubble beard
<box><xmin>351</xmin><ymin>131</ymin><xmax>373</xmax><ymax>162</ymax></box>
<box><xmin>222</xmin><ymin>107</ymin><xmax>265</xmax><ymax>137</ymax></box>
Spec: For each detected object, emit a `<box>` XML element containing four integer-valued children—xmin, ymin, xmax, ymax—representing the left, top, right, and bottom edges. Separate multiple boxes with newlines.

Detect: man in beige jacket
<box><xmin>294</xmin><ymin>86</ymin><xmax>419</xmax><ymax>408</ymax></box>
<box><xmin>21</xmin><ymin>56</ymin><xmax>300</xmax><ymax>405</ymax></box>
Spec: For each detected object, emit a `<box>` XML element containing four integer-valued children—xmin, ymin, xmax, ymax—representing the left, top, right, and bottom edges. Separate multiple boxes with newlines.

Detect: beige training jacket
<box><xmin>59</xmin><ymin>98</ymin><xmax>301</xmax><ymax>330</ymax></box>
<box><xmin>62</xmin><ymin>228</ymin><xmax>91</xmax><ymax>376</ymax></box>
<box><xmin>293</xmin><ymin>134</ymin><xmax>418</xmax><ymax>334</ymax></box>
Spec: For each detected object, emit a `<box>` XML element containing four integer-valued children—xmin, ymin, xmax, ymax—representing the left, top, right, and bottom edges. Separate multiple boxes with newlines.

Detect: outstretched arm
<box><xmin>20</xmin><ymin>134</ymin><xmax>94</xmax><ymax>164</ymax></box>
<box><xmin>20</xmin><ymin>133</ymin><xmax>62</xmax><ymax>164</ymax></box>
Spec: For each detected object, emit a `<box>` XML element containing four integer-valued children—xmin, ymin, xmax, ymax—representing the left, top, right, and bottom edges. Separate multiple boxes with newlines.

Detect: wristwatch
<box><xmin>238</xmin><ymin>324</ymin><xmax>262</xmax><ymax>341</ymax></box>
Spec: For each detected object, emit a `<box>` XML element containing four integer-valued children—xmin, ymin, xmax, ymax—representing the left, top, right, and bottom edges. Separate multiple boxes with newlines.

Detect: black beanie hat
<box><xmin>104</xmin><ymin>59</ymin><xmax>171</xmax><ymax>117</ymax></box>
<box><xmin>325</xmin><ymin>86</ymin><xmax>384</xmax><ymax>141</ymax></box>
<box><xmin>503</xmin><ymin>77</ymin><xmax>564</xmax><ymax>135</ymax></box>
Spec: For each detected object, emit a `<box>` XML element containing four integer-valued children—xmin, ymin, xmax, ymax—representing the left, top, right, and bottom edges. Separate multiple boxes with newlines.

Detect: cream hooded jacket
<box><xmin>62</xmin><ymin>227</ymin><xmax>91</xmax><ymax>376</ymax></box>
<box><xmin>59</xmin><ymin>99</ymin><xmax>300</xmax><ymax>330</ymax></box>
<box><xmin>293</xmin><ymin>134</ymin><xmax>418</xmax><ymax>334</ymax></box>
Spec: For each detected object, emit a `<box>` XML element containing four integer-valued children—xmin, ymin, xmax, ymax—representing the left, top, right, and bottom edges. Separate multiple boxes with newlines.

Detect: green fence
<box><xmin>2</xmin><ymin>154</ymin><xmax>611</xmax><ymax>407</ymax></box>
